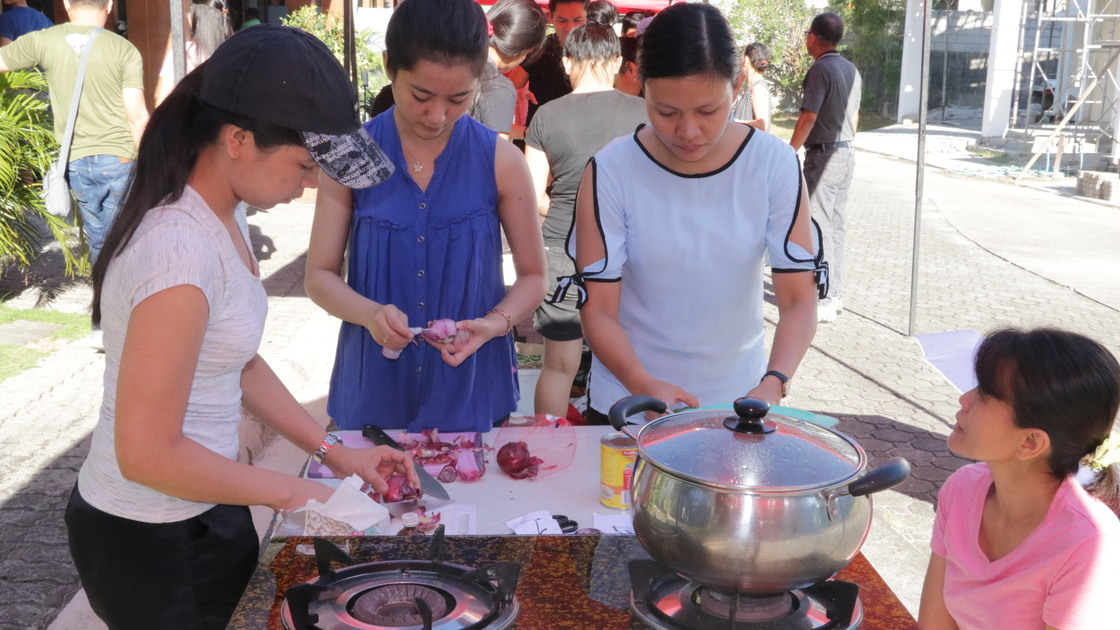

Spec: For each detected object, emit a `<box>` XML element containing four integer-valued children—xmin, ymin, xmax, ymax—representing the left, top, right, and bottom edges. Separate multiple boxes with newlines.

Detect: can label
<box><xmin>600</xmin><ymin>432</ymin><xmax>637</xmax><ymax>509</ymax></box>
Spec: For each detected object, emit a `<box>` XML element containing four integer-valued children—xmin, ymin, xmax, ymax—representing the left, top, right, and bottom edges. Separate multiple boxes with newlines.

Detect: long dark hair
<box><xmin>90</xmin><ymin>62</ymin><xmax>301</xmax><ymax>324</ymax></box>
<box><xmin>637</xmin><ymin>3</ymin><xmax>738</xmax><ymax>85</ymax></box>
<box><xmin>975</xmin><ymin>328</ymin><xmax>1120</xmax><ymax>516</ymax></box>
<box><xmin>384</xmin><ymin>0</ymin><xmax>489</xmax><ymax>78</ymax></box>
<box><xmin>488</xmin><ymin>0</ymin><xmax>547</xmax><ymax>61</ymax></box>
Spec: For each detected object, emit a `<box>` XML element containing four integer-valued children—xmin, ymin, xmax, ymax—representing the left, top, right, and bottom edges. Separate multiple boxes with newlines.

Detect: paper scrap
<box><xmin>506</xmin><ymin>510</ymin><xmax>563</xmax><ymax>535</ymax></box>
<box><xmin>593</xmin><ymin>512</ymin><xmax>635</xmax><ymax>535</ymax></box>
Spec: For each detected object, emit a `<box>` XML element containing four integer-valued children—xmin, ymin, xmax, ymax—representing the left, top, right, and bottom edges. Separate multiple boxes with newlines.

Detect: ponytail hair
<box><xmin>91</xmin><ymin>62</ymin><xmax>301</xmax><ymax>324</ymax></box>
<box><xmin>974</xmin><ymin>328</ymin><xmax>1120</xmax><ymax>517</ymax></box>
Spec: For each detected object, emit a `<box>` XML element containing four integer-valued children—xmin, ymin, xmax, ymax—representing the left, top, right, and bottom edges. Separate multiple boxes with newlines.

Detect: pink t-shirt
<box><xmin>931</xmin><ymin>463</ymin><xmax>1120</xmax><ymax>630</ymax></box>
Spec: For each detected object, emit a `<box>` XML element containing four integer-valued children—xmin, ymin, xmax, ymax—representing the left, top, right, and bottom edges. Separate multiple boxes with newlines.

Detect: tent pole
<box><xmin>170</xmin><ymin>0</ymin><xmax>187</xmax><ymax>83</ymax></box>
<box><xmin>908</xmin><ymin>0</ymin><xmax>931</xmax><ymax>337</ymax></box>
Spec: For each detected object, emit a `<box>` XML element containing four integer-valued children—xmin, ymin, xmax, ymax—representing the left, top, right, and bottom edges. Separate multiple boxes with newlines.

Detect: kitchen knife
<box><xmin>362</xmin><ymin>424</ymin><xmax>452</xmax><ymax>501</ymax></box>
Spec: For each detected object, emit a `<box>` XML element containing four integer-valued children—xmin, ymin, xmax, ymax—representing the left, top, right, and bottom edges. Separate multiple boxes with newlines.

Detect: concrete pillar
<box><xmin>980</xmin><ymin>0</ymin><xmax>1025</xmax><ymax>138</ymax></box>
<box><xmin>897</xmin><ymin>0</ymin><xmax>926</xmax><ymax>123</ymax></box>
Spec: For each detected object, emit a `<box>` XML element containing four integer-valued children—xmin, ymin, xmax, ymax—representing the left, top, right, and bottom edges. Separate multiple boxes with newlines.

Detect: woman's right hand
<box><xmin>635</xmin><ymin>377</ymin><xmax>700</xmax><ymax>415</ymax></box>
<box><xmin>366</xmin><ymin>304</ymin><xmax>415</xmax><ymax>353</ymax></box>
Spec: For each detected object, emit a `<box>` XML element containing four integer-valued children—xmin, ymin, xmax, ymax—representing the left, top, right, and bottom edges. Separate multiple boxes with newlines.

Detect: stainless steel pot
<box><xmin>608</xmin><ymin>395</ymin><xmax>910</xmax><ymax>594</ymax></box>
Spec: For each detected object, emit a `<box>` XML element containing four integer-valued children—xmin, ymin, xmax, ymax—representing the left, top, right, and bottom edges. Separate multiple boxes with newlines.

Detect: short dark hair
<box><xmin>245</xmin><ymin>7</ymin><xmax>259</xmax><ymax>19</ymax></box>
<box><xmin>618</xmin><ymin>33</ymin><xmax>638</xmax><ymax>65</ymax></box>
<box><xmin>70</xmin><ymin>0</ymin><xmax>111</xmax><ymax>8</ymax></box>
<box><xmin>385</xmin><ymin>0</ymin><xmax>489</xmax><ymax>77</ymax></box>
<box><xmin>744</xmin><ymin>42</ymin><xmax>770</xmax><ymax>74</ymax></box>
<box><xmin>489</xmin><ymin>0</ymin><xmax>548</xmax><ymax>60</ymax></box>
<box><xmin>621</xmin><ymin>10</ymin><xmax>650</xmax><ymax>34</ymax></box>
<box><xmin>975</xmin><ymin>328</ymin><xmax>1120</xmax><ymax>513</ymax></box>
<box><xmin>637</xmin><ymin>3</ymin><xmax>738</xmax><ymax>84</ymax></box>
<box><xmin>563</xmin><ymin>23</ymin><xmax>619</xmax><ymax>63</ymax></box>
<box><xmin>586</xmin><ymin>1</ymin><xmax>618</xmax><ymax>27</ymax></box>
<box><xmin>809</xmin><ymin>12</ymin><xmax>844</xmax><ymax>46</ymax></box>
<box><xmin>548</xmin><ymin>0</ymin><xmax>589</xmax><ymax>17</ymax></box>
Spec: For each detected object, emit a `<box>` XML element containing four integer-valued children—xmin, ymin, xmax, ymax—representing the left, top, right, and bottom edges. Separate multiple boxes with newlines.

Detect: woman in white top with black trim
<box><xmin>566</xmin><ymin>3</ymin><xmax>824</xmax><ymax>419</ymax></box>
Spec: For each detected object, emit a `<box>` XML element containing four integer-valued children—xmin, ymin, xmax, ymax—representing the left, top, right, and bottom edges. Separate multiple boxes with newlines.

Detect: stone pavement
<box><xmin>2</xmin><ymin>126</ymin><xmax>1120</xmax><ymax>629</ymax></box>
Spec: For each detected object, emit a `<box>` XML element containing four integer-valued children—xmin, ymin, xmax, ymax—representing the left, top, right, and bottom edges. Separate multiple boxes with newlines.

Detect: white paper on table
<box><xmin>506</xmin><ymin>510</ymin><xmax>563</xmax><ymax>535</ymax></box>
<box><xmin>319</xmin><ymin>474</ymin><xmax>390</xmax><ymax>531</ymax></box>
<box><xmin>593</xmin><ymin>512</ymin><xmax>635</xmax><ymax>535</ymax></box>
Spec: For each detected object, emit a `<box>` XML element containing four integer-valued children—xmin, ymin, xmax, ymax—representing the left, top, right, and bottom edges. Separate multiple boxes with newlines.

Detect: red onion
<box><xmin>420</xmin><ymin>319</ymin><xmax>458</xmax><ymax>344</ymax></box>
<box><xmin>437</xmin><ymin>464</ymin><xmax>458</xmax><ymax>483</ymax></box>
<box><xmin>496</xmin><ymin>441</ymin><xmax>543</xmax><ymax>479</ymax></box>
<box><xmin>382</xmin><ymin>473</ymin><xmax>422</xmax><ymax>502</ymax></box>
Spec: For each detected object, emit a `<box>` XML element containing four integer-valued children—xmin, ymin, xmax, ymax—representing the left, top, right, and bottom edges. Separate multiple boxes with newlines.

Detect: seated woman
<box><xmin>919</xmin><ymin>328</ymin><xmax>1120</xmax><ymax>630</ymax></box>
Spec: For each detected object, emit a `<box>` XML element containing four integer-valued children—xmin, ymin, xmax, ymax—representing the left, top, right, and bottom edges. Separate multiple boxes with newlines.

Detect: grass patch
<box><xmin>0</xmin><ymin>303</ymin><xmax>91</xmax><ymax>341</ymax></box>
<box><xmin>0</xmin><ymin>344</ymin><xmax>49</xmax><ymax>382</ymax></box>
<box><xmin>770</xmin><ymin>110</ymin><xmax>896</xmax><ymax>142</ymax></box>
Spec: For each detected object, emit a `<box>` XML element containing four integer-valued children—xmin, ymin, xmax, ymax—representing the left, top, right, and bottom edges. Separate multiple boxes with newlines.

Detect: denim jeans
<box><xmin>66</xmin><ymin>155</ymin><xmax>133</xmax><ymax>262</ymax></box>
<box><xmin>802</xmin><ymin>146</ymin><xmax>855</xmax><ymax>299</ymax></box>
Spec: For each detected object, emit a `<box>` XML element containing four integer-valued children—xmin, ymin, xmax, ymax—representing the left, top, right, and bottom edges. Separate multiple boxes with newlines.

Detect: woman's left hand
<box><xmin>325</xmin><ymin>444</ymin><xmax>420</xmax><ymax>495</ymax></box>
<box><xmin>743</xmin><ymin>378</ymin><xmax>784</xmax><ymax>407</ymax></box>
<box><xmin>435</xmin><ymin>315</ymin><xmax>507</xmax><ymax>367</ymax></box>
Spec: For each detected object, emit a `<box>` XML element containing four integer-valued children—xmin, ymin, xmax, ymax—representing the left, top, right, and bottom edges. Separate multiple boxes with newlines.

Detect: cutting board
<box><xmin>305</xmin><ymin>431</ymin><xmax>485</xmax><ymax>479</ymax></box>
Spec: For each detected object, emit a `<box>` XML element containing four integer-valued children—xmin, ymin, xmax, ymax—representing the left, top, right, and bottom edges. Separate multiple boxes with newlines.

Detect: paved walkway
<box><xmin>2</xmin><ymin>125</ymin><xmax>1119</xmax><ymax>629</ymax></box>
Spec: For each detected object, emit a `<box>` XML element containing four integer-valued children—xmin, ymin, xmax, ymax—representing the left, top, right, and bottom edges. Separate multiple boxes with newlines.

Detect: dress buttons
<box><xmin>419</xmin><ymin>202</ymin><xmax>427</xmax><ymax>210</ymax></box>
<box><xmin>418</xmin><ymin>270</ymin><xmax>425</xmax><ymax>277</ymax></box>
<box><xmin>416</xmin><ymin>366</ymin><xmax>423</xmax><ymax>373</ymax></box>
<box><xmin>417</xmin><ymin>236</ymin><xmax>425</xmax><ymax>243</ymax></box>
<box><xmin>418</xmin><ymin>302</ymin><xmax>425</xmax><ymax>309</ymax></box>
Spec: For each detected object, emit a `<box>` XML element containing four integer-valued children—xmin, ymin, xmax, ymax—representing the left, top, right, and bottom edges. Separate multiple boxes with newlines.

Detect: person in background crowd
<box><xmin>567</xmin><ymin>3</ymin><xmax>821</xmax><ymax>420</ymax></box>
<box><xmin>919</xmin><ymin>328</ymin><xmax>1120</xmax><ymax>630</ymax></box>
<box><xmin>469</xmin><ymin>0</ymin><xmax>546</xmax><ymax>137</ymax></box>
<box><xmin>615</xmin><ymin>34</ymin><xmax>640</xmax><ymax>96</ymax></box>
<box><xmin>0</xmin><ymin>0</ymin><xmax>148</xmax><ymax>263</ymax></box>
<box><xmin>240</xmin><ymin>6</ymin><xmax>260</xmax><ymax>29</ymax></box>
<box><xmin>306</xmin><ymin>0</ymin><xmax>547</xmax><ymax>433</ymax></box>
<box><xmin>586</xmin><ymin>0</ymin><xmax>616</xmax><ymax>27</ymax></box>
<box><xmin>509</xmin><ymin>0</ymin><xmax>587</xmax><ymax>126</ymax></box>
<box><xmin>620</xmin><ymin>10</ymin><xmax>649</xmax><ymax>37</ymax></box>
<box><xmin>790</xmin><ymin>12</ymin><xmax>860</xmax><ymax>324</ymax></box>
<box><xmin>155</xmin><ymin>0</ymin><xmax>233</xmax><ymax>105</ymax></box>
<box><xmin>524</xmin><ymin>23</ymin><xmax>646</xmax><ymax>419</ymax></box>
<box><xmin>0</xmin><ymin>0</ymin><xmax>52</xmax><ymax>46</ymax></box>
<box><xmin>65</xmin><ymin>25</ymin><xmax>416</xmax><ymax>629</ymax></box>
<box><xmin>731</xmin><ymin>42</ymin><xmax>771</xmax><ymax>131</ymax></box>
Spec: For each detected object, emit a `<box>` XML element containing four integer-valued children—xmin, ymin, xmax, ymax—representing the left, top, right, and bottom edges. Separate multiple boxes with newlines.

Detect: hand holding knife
<box><xmin>363</xmin><ymin>424</ymin><xmax>452</xmax><ymax>501</ymax></box>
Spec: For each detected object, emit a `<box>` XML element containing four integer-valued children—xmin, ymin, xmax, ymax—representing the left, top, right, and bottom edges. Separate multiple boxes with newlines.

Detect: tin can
<box><xmin>600</xmin><ymin>431</ymin><xmax>638</xmax><ymax>509</ymax></box>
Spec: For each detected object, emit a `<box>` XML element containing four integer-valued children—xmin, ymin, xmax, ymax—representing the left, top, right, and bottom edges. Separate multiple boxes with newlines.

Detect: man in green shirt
<box><xmin>0</xmin><ymin>0</ymin><xmax>148</xmax><ymax>261</ymax></box>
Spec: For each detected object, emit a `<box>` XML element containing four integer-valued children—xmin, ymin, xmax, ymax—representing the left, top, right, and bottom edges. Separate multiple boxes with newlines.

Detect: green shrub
<box><xmin>0</xmin><ymin>69</ymin><xmax>84</xmax><ymax>274</ymax></box>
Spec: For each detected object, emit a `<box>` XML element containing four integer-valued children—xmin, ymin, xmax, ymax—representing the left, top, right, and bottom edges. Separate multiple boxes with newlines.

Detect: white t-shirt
<box><xmin>572</xmin><ymin>126</ymin><xmax>818</xmax><ymax>413</ymax></box>
<box><xmin>77</xmin><ymin>187</ymin><xmax>267</xmax><ymax>523</ymax></box>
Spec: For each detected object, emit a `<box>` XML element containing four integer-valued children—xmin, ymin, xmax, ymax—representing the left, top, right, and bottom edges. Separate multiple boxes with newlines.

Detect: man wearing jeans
<box><xmin>0</xmin><ymin>0</ymin><xmax>147</xmax><ymax>262</ymax></box>
<box><xmin>790</xmin><ymin>12</ymin><xmax>860</xmax><ymax>323</ymax></box>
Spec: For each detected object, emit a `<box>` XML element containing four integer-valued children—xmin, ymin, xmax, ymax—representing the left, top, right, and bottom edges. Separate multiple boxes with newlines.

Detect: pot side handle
<box><xmin>848</xmin><ymin>457</ymin><xmax>911</xmax><ymax>497</ymax></box>
<box><xmin>607</xmin><ymin>395</ymin><xmax>667</xmax><ymax>437</ymax></box>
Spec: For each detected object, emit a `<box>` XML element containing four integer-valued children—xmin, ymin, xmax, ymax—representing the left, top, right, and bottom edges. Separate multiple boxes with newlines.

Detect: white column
<box><xmin>897</xmin><ymin>0</ymin><xmax>926</xmax><ymax>123</ymax></box>
<box><xmin>981</xmin><ymin>0</ymin><xmax>1025</xmax><ymax>138</ymax></box>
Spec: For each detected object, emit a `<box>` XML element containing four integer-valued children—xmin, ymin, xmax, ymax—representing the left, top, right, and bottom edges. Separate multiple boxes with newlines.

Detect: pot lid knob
<box><xmin>725</xmin><ymin>397</ymin><xmax>777</xmax><ymax>434</ymax></box>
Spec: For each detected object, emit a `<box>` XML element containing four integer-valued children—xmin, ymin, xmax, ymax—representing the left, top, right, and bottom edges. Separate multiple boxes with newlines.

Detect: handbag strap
<box><xmin>56</xmin><ymin>28</ymin><xmax>103</xmax><ymax>166</ymax></box>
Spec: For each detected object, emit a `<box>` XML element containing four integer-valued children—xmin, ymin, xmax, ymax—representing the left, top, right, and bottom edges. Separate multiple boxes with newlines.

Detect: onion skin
<box><xmin>420</xmin><ymin>319</ymin><xmax>459</xmax><ymax>344</ymax></box>
<box><xmin>382</xmin><ymin>473</ymin><xmax>422</xmax><ymax>503</ymax></box>
<box><xmin>496</xmin><ymin>441</ymin><xmax>543</xmax><ymax>479</ymax></box>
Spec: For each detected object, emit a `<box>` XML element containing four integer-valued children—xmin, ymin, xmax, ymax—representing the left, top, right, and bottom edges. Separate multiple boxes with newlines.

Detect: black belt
<box><xmin>805</xmin><ymin>141</ymin><xmax>851</xmax><ymax>151</ymax></box>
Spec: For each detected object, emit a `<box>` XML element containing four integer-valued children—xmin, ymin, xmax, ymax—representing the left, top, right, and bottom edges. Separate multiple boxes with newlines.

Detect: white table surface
<box><xmin>304</xmin><ymin>425</ymin><xmax>630</xmax><ymax>535</ymax></box>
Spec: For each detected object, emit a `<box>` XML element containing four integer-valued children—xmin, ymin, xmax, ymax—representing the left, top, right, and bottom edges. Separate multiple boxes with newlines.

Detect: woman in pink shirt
<box><xmin>919</xmin><ymin>328</ymin><xmax>1120</xmax><ymax>630</ymax></box>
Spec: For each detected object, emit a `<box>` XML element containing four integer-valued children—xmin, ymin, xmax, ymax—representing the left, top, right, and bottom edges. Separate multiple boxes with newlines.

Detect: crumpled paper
<box><xmin>274</xmin><ymin>474</ymin><xmax>390</xmax><ymax>537</ymax></box>
<box><xmin>505</xmin><ymin>510</ymin><xmax>563</xmax><ymax>535</ymax></box>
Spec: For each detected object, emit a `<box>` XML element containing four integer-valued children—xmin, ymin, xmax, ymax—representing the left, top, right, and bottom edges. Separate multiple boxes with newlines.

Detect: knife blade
<box><xmin>362</xmin><ymin>424</ymin><xmax>451</xmax><ymax>501</ymax></box>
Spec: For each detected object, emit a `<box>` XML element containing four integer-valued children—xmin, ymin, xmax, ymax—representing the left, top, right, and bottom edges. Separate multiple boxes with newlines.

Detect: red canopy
<box><xmin>476</xmin><ymin>0</ymin><xmax>675</xmax><ymax>14</ymax></box>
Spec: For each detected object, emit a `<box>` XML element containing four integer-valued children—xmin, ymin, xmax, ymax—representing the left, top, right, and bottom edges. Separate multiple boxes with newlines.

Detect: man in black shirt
<box><xmin>510</xmin><ymin>0</ymin><xmax>587</xmax><ymax>126</ymax></box>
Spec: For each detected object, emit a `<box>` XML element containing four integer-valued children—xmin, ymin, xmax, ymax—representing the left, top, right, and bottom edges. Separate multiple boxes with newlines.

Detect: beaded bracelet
<box><xmin>488</xmin><ymin>307</ymin><xmax>514</xmax><ymax>336</ymax></box>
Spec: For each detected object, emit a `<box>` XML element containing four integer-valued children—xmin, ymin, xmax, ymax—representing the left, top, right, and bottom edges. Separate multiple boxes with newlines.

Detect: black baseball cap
<box><xmin>199</xmin><ymin>25</ymin><xmax>393</xmax><ymax>189</ymax></box>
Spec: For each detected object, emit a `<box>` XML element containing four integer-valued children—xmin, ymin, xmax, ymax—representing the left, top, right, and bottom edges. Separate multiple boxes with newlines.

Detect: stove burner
<box><xmin>629</xmin><ymin>560</ymin><xmax>863</xmax><ymax>630</ymax></box>
<box><xmin>698</xmin><ymin>589</ymin><xmax>794</xmax><ymax>622</ymax></box>
<box><xmin>351</xmin><ymin>583</ymin><xmax>451</xmax><ymax>625</ymax></box>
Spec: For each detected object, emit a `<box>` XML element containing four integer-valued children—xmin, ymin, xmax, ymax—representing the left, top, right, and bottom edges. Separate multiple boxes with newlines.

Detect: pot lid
<box><xmin>634</xmin><ymin>398</ymin><xmax>865</xmax><ymax>491</ymax></box>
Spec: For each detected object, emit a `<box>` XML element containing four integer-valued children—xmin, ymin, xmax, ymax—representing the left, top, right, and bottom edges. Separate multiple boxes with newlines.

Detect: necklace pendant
<box><xmin>412</xmin><ymin>161</ymin><xmax>424</xmax><ymax>173</ymax></box>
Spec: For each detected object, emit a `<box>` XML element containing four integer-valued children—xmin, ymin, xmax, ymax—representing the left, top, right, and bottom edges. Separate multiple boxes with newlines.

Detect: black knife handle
<box><xmin>362</xmin><ymin>424</ymin><xmax>403</xmax><ymax>451</ymax></box>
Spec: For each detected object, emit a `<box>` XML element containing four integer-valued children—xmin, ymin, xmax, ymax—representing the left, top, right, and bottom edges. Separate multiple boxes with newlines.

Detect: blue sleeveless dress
<box><xmin>327</xmin><ymin>111</ymin><xmax>519</xmax><ymax>432</ymax></box>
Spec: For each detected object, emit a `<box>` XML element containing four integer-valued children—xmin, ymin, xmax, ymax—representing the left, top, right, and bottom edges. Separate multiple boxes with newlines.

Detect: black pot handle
<box><xmin>848</xmin><ymin>457</ymin><xmax>911</xmax><ymax>497</ymax></box>
<box><xmin>607</xmin><ymin>395</ymin><xmax>667</xmax><ymax>436</ymax></box>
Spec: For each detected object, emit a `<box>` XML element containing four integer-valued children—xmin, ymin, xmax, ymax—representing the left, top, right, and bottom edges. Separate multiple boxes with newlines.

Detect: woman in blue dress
<box><xmin>306</xmin><ymin>0</ymin><xmax>547</xmax><ymax>433</ymax></box>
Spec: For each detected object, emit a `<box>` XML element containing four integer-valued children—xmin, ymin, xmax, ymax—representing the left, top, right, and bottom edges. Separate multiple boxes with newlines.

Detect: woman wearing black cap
<box><xmin>306</xmin><ymin>0</ymin><xmax>547</xmax><ymax>434</ymax></box>
<box><xmin>65</xmin><ymin>26</ymin><xmax>417</xmax><ymax>629</ymax></box>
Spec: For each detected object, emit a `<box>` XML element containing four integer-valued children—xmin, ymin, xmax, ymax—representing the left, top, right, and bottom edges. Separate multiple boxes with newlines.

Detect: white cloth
<box><xmin>571</xmin><ymin>127</ymin><xmax>817</xmax><ymax>413</ymax></box>
<box><xmin>78</xmin><ymin>186</ymin><xmax>267</xmax><ymax>523</ymax></box>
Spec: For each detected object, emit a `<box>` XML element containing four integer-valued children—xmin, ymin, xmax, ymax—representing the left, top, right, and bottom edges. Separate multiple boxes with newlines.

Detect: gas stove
<box><xmin>229</xmin><ymin>533</ymin><xmax>915</xmax><ymax>630</ymax></box>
